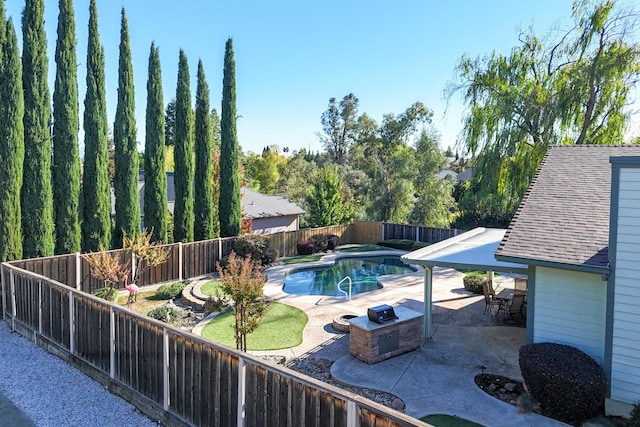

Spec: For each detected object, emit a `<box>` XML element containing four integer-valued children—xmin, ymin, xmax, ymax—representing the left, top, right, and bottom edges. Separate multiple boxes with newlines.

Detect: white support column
<box><xmin>38</xmin><ymin>280</ymin><xmax>43</xmax><ymax>334</ymax></box>
<box><xmin>178</xmin><ymin>242</ymin><xmax>183</xmax><ymax>282</ymax></box>
<box><xmin>218</xmin><ymin>238</ymin><xmax>222</xmax><ymax>261</ymax></box>
<box><xmin>75</xmin><ymin>252</ymin><xmax>81</xmax><ymax>290</ymax></box>
<box><xmin>69</xmin><ymin>290</ymin><xmax>75</xmax><ymax>354</ymax></box>
<box><xmin>131</xmin><ymin>253</ymin><xmax>137</xmax><ymax>283</ymax></box>
<box><xmin>237</xmin><ymin>357</ymin><xmax>246</xmax><ymax>427</ymax></box>
<box><xmin>423</xmin><ymin>266</ymin><xmax>433</xmax><ymax>339</ymax></box>
<box><xmin>110</xmin><ymin>307</ymin><xmax>116</xmax><ymax>379</ymax></box>
<box><xmin>163</xmin><ymin>328</ymin><xmax>170</xmax><ymax>410</ymax></box>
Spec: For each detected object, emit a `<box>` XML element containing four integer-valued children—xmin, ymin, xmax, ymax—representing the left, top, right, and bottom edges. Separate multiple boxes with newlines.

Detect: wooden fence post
<box><xmin>347</xmin><ymin>400</ymin><xmax>357</xmax><ymax>427</ymax></box>
<box><xmin>131</xmin><ymin>253</ymin><xmax>137</xmax><ymax>283</ymax></box>
<box><xmin>237</xmin><ymin>356</ymin><xmax>246</xmax><ymax>427</ymax></box>
<box><xmin>178</xmin><ymin>242</ymin><xmax>183</xmax><ymax>282</ymax></box>
<box><xmin>69</xmin><ymin>289</ymin><xmax>75</xmax><ymax>353</ymax></box>
<box><xmin>110</xmin><ymin>307</ymin><xmax>116</xmax><ymax>379</ymax></box>
<box><xmin>10</xmin><ymin>269</ymin><xmax>16</xmax><ymax>331</ymax></box>
<box><xmin>38</xmin><ymin>280</ymin><xmax>43</xmax><ymax>335</ymax></box>
<box><xmin>1</xmin><ymin>265</ymin><xmax>6</xmax><ymax>321</ymax></box>
<box><xmin>75</xmin><ymin>252</ymin><xmax>81</xmax><ymax>290</ymax></box>
<box><xmin>282</xmin><ymin>231</ymin><xmax>286</xmax><ymax>258</ymax></box>
<box><xmin>163</xmin><ymin>327</ymin><xmax>170</xmax><ymax>410</ymax></box>
<box><xmin>218</xmin><ymin>238</ymin><xmax>222</xmax><ymax>261</ymax></box>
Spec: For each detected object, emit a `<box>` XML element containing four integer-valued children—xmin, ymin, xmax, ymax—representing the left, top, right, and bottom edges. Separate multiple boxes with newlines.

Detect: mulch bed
<box><xmin>474</xmin><ymin>373</ymin><xmax>525</xmax><ymax>407</ymax></box>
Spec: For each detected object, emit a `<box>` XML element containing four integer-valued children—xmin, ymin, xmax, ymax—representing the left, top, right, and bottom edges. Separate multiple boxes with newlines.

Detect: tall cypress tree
<box><xmin>0</xmin><ymin>19</ymin><xmax>25</xmax><ymax>262</ymax></box>
<box><xmin>173</xmin><ymin>49</ymin><xmax>194</xmax><ymax>243</ymax></box>
<box><xmin>113</xmin><ymin>8</ymin><xmax>140</xmax><ymax>248</ymax></box>
<box><xmin>219</xmin><ymin>38</ymin><xmax>241</xmax><ymax>237</ymax></box>
<box><xmin>81</xmin><ymin>0</ymin><xmax>111</xmax><ymax>252</ymax></box>
<box><xmin>0</xmin><ymin>0</ymin><xmax>5</xmax><ymax>50</ymax></box>
<box><xmin>52</xmin><ymin>0</ymin><xmax>80</xmax><ymax>254</ymax></box>
<box><xmin>21</xmin><ymin>0</ymin><xmax>54</xmax><ymax>258</ymax></box>
<box><xmin>194</xmin><ymin>59</ymin><xmax>214</xmax><ymax>241</ymax></box>
<box><xmin>144</xmin><ymin>42</ymin><xmax>167</xmax><ymax>243</ymax></box>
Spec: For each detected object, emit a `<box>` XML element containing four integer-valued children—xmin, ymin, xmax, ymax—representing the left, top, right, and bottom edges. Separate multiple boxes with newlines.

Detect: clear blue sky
<box><xmin>4</xmin><ymin>0</ymin><xmax>639</xmax><ymax>155</ymax></box>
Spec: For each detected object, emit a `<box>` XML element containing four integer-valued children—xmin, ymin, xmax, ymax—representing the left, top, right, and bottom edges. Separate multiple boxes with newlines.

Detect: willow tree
<box><xmin>194</xmin><ymin>59</ymin><xmax>215</xmax><ymax>241</ymax></box>
<box><xmin>21</xmin><ymin>0</ymin><xmax>54</xmax><ymax>258</ymax></box>
<box><xmin>52</xmin><ymin>0</ymin><xmax>81</xmax><ymax>254</ymax></box>
<box><xmin>173</xmin><ymin>49</ymin><xmax>194</xmax><ymax>243</ymax></box>
<box><xmin>81</xmin><ymin>0</ymin><xmax>111</xmax><ymax>252</ymax></box>
<box><xmin>219</xmin><ymin>38</ymin><xmax>241</xmax><ymax>237</ymax></box>
<box><xmin>143</xmin><ymin>42</ymin><xmax>167</xmax><ymax>243</ymax></box>
<box><xmin>448</xmin><ymin>0</ymin><xmax>640</xmax><ymax>216</ymax></box>
<box><xmin>0</xmin><ymin>19</ymin><xmax>24</xmax><ymax>261</ymax></box>
<box><xmin>113</xmin><ymin>8</ymin><xmax>140</xmax><ymax>248</ymax></box>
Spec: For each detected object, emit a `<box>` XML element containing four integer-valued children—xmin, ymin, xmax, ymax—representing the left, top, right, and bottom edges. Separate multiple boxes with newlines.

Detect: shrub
<box><xmin>310</xmin><ymin>234</ymin><xmax>329</xmax><ymax>252</ymax></box>
<box><xmin>233</xmin><ymin>234</ymin><xmax>275</xmax><ymax>265</ymax></box>
<box><xmin>297</xmin><ymin>241</ymin><xmax>315</xmax><ymax>255</ymax></box>
<box><xmin>325</xmin><ymin>234</ymin><xmax>339</xmax><ymax>250</ymax></box>
<box><xmin>155</xmin><ymin>282</ymin><xmax>185</xmax><ymax>300</ymax></box>
<box><xmin>378</xmin><ymin>239</ymin><xmax>429</xmax><ymax>251</ymax></box>
<box><xmin>519</xmin><ymin>342</ymin><xmax>607</xmax><ymax>424</ymax></box>
<box><xmin>463</xmin><ymin>273</ymin><xmax>485</xmax><ymax>294</ymax></box>
<box><xmin>148</xmin><ymin>306</ymin><xmax>179</xmax><ymax>323</ymax></box>
<box><xmin>93</xmin><ymin>287</ymin><xmax>118</xmax><ymax>301</ymax></box>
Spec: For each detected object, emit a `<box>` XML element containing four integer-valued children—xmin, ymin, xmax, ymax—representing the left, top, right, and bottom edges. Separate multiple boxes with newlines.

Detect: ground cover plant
<box><xmin>282</xmin><ymin>254</ymin><xmax>324</xmax><ymax>265</ymax></box>
<box><xmin>338</xmin><ymin>244</ymin><xmax>388</xmax><ymax>253</ymax></box>
<box><xmin>201</xmin><ymin>302</ymin><xmax>307</xmax><ymax>350</ymax></box>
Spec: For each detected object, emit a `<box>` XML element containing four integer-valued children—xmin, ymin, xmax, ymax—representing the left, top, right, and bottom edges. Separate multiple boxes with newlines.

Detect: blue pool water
<box><xmin>283</xmin><ymin>256</ymin><xmax>416</xmax><ymax>297</ymax></box>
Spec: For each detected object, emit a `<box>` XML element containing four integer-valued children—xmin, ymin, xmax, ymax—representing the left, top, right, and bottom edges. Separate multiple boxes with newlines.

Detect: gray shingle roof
<box><xmin>496</xmin><ymin>145</ymin><xmax>640</xmax><ymax>270</ymax></box>
<box><xmin>241</xmin><ymin>186</ymin><xmax>305</xmax><ymax>219</ymax></box>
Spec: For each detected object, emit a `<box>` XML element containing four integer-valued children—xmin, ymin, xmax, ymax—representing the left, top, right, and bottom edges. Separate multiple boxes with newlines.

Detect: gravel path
<box><xmin>0</xmin><ymin>322</ymin><xmax>158</xmax><ymax>427</ymax></box>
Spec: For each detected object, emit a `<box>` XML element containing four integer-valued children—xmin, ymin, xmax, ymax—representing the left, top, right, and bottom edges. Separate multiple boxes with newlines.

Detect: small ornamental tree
<box><xmin>216</xmin><ymin>252</ymin><xmax>267</xmax><ymax>352</ymax></box>
<box><xmin>123</xmin><ymin>228</ymin><xmax>170</xmax><ymax>285</ymax></box>
<box><xmin>83</xmin><ymin>245</ymin><xmax>127</xmax><ymax>300</ymax></box>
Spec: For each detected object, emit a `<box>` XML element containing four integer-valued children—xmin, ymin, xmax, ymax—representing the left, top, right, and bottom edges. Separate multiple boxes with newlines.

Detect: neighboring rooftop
<box><xmin>241</xmin><ymin>186</ymin><xmax>305</xmax><ymax>219</ymax></box>
<box><xmin>496</xmin><ymin>145</ymin><xmax>640</xmax><ymax>271</ymax></box>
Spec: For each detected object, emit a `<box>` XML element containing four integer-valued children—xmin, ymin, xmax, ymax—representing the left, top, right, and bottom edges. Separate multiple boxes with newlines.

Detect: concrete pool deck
<box><xmin>221</xmin><ymin>251</ymin><xmax>569</xmax><ymax>426</ymax></box>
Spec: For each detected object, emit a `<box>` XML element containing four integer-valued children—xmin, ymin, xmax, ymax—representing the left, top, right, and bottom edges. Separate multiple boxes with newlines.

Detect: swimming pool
<box><xmin>283</xmin><ymin>256</ymin><xmax>416</xmax><ymax>297</ymax></box>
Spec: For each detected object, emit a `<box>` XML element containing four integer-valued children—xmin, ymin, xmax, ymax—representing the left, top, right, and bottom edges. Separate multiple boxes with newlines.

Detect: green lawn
<box><xmin>200</xmin><ymin>280</ymin><xmax>226</xmax><ymax>297</ymax></box>
<box><xmin>201</xmin><ymin>302</ymin><xmax>308</xmax><ymax>350</ymax></box>
<box><xmin>338</xmin><ymin>244</ymin><xmax>388</xmax><ymax>253</ymax></box>
<box><xmin>282</xmin><ymin>254</ymin><xmax>324</xmax><ymax>264</ymax></box>
<box><xmin>420</xmin><ymin>414</ymin><xmax>485</xmax><ymax>427</ymax></box>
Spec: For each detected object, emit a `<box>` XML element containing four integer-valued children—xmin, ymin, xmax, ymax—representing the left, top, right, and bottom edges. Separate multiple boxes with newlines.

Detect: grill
<box><xmin>367</xmin><ymin>304</ymin><xmax>398</xmax><ymax>324</ymax></box>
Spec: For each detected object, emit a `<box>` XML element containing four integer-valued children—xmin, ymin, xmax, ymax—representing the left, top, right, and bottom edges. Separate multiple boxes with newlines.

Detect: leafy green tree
<box><xmin>318</xmin><ymin>93</ymin><xmax>360</xmax><ymax>165</ymax></box>
<box><xmin>194</xmin><ymin>59</ymin><xmax>215</xmax><ymax>240</ymax></box>
<box><xmin>409</xmin><ymin>130</ymin><xmax>455</xmax><ymax>227</ymax></box>
<box><xmin>82</xmin><ymin>0</ymin><xmax>111</xmax><ymax>252</ymax></box>
<box><xmin>245</xmin><ymin>145</ymin><xmax>287</xmax><ymax>194</ymax></box>
<box><xmin>52</xmin><ymin>0</ymin><xmax>80</xmax><ymax>254</ymax></box>
<box><xmin>21</xmin><ymin>0</ymin><xmax>54</xmax><ymax>258</ymax></box>
<box><xmin>305</xmin><ymin>164</ymin><xmax>355</xmax><ymax>227</ymax></box>
<box><xmin>219</xmin><ymin>38</ymin><xmax>241</xmax><ymax>237</ymax></box>
<box><xmin>356</xmin><ymin>102</ymin><xmax>432</xmax><ymax>223</ymax></box>
<box><xmin>0</xmin><ymin>18</ymin><xmax>24</xmax><ymax>261</ymax></box>
<box><xmin>143</xmin><ymin>42</ymin><xmax>167</xmax><ymax>243</ymax></box>
<box><xmin>173</xmin><ymin>49</ymin><xmax>194</xmax><ymax>243</ymax></box>
<box><xmin>276</xmin><ymin>150</ymin><xmax>318</xmax><ymax>203</ymax></box>
<box><xmin>448</xmin><ymin>0</ymin><xmax>640</xmax><ymax>216</ymax></box>
<box><xmin>164</xmin><ymin>97</ymin><xmax>175</xmax><ymax>146</ymax></box>
<box><xmin>113</xmin><ymin>8</ymin><xmax>140</xmax><ymax>248</ymax></box>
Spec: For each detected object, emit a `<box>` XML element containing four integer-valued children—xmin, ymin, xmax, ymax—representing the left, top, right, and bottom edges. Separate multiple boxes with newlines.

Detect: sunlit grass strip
<box><xmin>282</xmin><ymin>254</ymin><xmax>324</xmax><ymax>265</ymax></box>
<box><xmin>201</xmin><ymin>302</ymin><xmax>308</xmax><ymax>350</ymax></box>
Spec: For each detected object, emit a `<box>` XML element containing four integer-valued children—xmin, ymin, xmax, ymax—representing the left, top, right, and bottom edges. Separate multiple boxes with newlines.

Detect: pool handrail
<box><xmin>337</xmin><ymin>276</ymin><xmax>352</xmax><ymax>300</ymax></box>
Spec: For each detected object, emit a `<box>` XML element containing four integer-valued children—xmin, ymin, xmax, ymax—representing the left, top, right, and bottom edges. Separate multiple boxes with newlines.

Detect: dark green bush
<box><xmin>310</xmin><ymin>234</ymin><xmax>329</xmax><ymax>252</ymax></box>
<box><xmin>155</xmin><ymin>282</ymin><xmax>185</xmax><ymax>300</ymax></box>
<box><xmin>378</xmin><ymin>239</ymin><xmax>428</xmax><ymax>251</ymax></box>
<box><xmin>148</xmin><ymin>306</ymin><xmax>179</xmax><ymax>323</ymax></box>
<box><xmin>93</xmin><ymin>287</ymin><xmax>118</xmax><ymax>301</ymax></box>
<box><xmin>233</xmin><ymin>234</ymin><xmax>275</xmax><ymax>265</ymax></box>
<box><xmin>463</xmin><ymin>273</ymin><xmax>485</xmax><ymax>294</ymax></box>
<box><xmin>519</xmin><ymin>342</ymin><xmax>607</xmax><ymax>424</ymax></box>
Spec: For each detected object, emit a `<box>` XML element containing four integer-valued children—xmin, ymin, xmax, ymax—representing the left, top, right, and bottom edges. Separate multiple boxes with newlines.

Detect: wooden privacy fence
<box><xmin>1</xmin><ymin>263</ymin><xmax>427</xmax><ymax>427</ymax></box>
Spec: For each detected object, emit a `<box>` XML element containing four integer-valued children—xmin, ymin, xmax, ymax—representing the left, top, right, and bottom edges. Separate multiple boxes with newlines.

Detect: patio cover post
<box><xmin>423</xmin><ymin>266</ymin><xmax>433</xmax><ymax>339</ymax></box>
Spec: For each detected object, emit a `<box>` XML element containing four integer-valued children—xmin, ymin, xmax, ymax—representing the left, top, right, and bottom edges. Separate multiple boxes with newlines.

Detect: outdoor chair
<box><xmin>515</xmin><ymin>278</ymin><xmax>528</xmax><ymax>292</ymax></box>
<box><xmin>482</xmin><ymin>281</ymin><xmax>504</xmax><ymax>316</ymax></box>
<box><xmin>503</xmin><ymin>293</ymin><xmax>526</xmax><ymax>324</ymax></box>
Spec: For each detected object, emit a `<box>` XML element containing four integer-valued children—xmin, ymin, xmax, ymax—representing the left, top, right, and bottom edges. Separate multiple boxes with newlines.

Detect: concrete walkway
<box><xmin>0</xmin><ymin>390</ymin><xmax>35</xmax><ymax>427</ymax></box>
<box><xmin>235</xmin><ymin>252</ymin><xmax>570</xmax><ymax>426</ymax></box>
